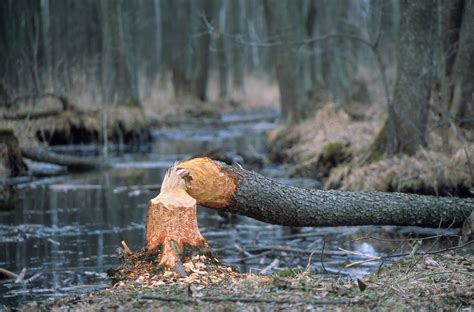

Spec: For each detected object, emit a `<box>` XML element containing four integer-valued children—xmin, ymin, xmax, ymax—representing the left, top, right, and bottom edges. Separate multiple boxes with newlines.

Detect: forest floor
<box><xmin>10</xmin><ymin>251</ymin><xmax>473</xmax><ymax>311</ymax></box>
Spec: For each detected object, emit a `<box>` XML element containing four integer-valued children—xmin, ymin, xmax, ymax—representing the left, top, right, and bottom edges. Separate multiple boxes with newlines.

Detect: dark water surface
<box><xmin>0</xmin><ymin>115</ymin><xmax>463</xmax><ymax>306</ymax></box>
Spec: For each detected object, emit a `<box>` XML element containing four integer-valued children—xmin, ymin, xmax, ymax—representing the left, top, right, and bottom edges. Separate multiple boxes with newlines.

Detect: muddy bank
<box><xmin>267</xmin><ymin>104</ymin><xmax>474</xmax><ymax>197</ymax></box>
<box><xmin>0</xmin><ymin>129</ymin><xmax>26</xmax><ymax>177</ymax></box>
<box><xmin>2</xmin><ymin>107</ymin><xmax>151</xmax><ymax>148</ymax></box>
<box><xmin>7</xmin><ymin>252</ymin><xmax>472</xmax><ymax>311</ymax></box>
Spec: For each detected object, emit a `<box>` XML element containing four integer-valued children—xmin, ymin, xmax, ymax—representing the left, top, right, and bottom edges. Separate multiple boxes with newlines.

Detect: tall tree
<box><xmin>100</xmin><ymin>0</ymin><xmax>137</xmax><ymax>106</ymax></box>
<box><xmin>192</xmin><ymin>0</ymin><xmax>213</xmax><ymax>101</ymax></box>
<box><xmin>263</xmin><ymin>0</ymin><xmax>309</xmax><ymax>124</ymax></box>
<box><xmin>449</xmin><ymin>0</ymin><xmax>474</xmax><ymax>128</ymax></box>
<box><xmin>216</xmin><ymin>0</ymin><xmax>229</xmax><ymax>99</ymax></box>
<box><xmin>371</xmin><ymin>0</ymin><xmax>437</xmax><ymax>156</ymax></box>
<box><xmin>161</xmin><ymin>0</ymin><xmax>212</xmax><ymax>101</ymax></box>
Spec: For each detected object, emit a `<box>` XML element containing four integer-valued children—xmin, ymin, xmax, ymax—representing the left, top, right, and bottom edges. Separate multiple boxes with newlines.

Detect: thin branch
<box><xmin>352</xmin><ymin>233</ymin><xmax>460</xmax><ymax>243</ymax></box>
<box><xmin>260</xmin><ymin>258</ymin><xmax>280</xmax><ymax>274</ymax></box>
<box><xmin>341</xmin><ymin>240</ymin><xmax>473</xmax><ymax>268</ymax></box>
<box><xmin>228</xmin><ymin>250</ymin><xmax>273</xmax><ymax>264</ymax></box>
<box><xmin>320</xmin><ymin>236</ymin><xmax>328</xmax><ymax>274</ymax></box>
<box><xmin>140</xmin><ymin>295</ymin><xmax>358</xmax><ymax>305</ymax></box>
<box><xmin>242</xmin><ymin>245</ymin><xmax>347</xmax><ymax>257</ymax></box>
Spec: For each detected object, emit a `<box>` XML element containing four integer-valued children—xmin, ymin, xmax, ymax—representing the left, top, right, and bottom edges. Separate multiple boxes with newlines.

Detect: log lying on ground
<box><xmin>177</xmin><ymin>158</ymin><xmax>473</xmax><ymax>228</ymax></box>
<box><xmin>1</xmin><ymin>93</ymin><xmax>73</xmax><ymax>120</ymax></box>
<box><xmin>145</xmin><ymin>157</ymin><xmax>473</xmax><ymax>272</ymax></box>
<box><xmin>21</xmin><ymin>148</ymin><xmax>109</xmax><ymax>172</ymax></box>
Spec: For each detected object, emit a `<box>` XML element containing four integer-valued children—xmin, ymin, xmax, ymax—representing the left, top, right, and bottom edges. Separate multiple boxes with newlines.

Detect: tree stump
<box><xmin>145</xmin><ymin>163</ymin><xmax>210</xmax><ymax>275</ymax></box>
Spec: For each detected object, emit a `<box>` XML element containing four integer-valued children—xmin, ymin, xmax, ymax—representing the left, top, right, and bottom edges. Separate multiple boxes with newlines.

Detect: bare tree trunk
<box><xmin>216</xmin><ymin>0</ymin><xmax>228</xmax><ymax>99</ymax></box>
<box><xmin>40</xmin><ymin>0</ymin><xmax>52</xmax><ymax>91</ymax></box>
<box><xmin>450</xmin><ymin>0</ymin><xmax>474</xmax><ymax>128</ymax></box>
<box><xmin>263</xmin><ymin>0</ymin><xmax>309</xmax><ymax>124</ymax></box>
<box><xmin>154</xmin><ymin>0</ymin><xmax>162</xmax><ymax>70</ymax></box>
<box><xmin>231</xmin><ymin>0</ymin><xmax>245</xmax><ymax>89</ymax></box>
<box><xmin>192</xmin><ymin>0</ymin><xmax>212</xmax><ymax>101</ymax></box>
<box><xmin>100</xmin><ymin>0</ymin><xmax>137</xmax><ymax>106</ymax></box>
<box><xmin>372</xmin><ymin>0</ymin><xmax>437</xmax><ymax>156</ymax></box>
<box><xmin>162</xmin><ymin>0</ymin><xmax>211</xmax><ymax>101</ymax></box>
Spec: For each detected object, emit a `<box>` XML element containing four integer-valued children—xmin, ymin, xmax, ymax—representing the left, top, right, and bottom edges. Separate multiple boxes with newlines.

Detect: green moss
<box><xmin>0</xmin><ymin>128</ymin><xmax>18</xmax><ymax>147</ymax></box>
<box><xmin>322</xmin><ymin>142</ymin><xmax>346</xmax><ymax>159</ymax></box>
<box><xmin>127</xmin><ymin>98</ymin><xmax>141</xmax><ymax>108</ymax></box>
<box><xmin>273</xmin><ymin>268</ymin><xmax>306</xmax><ymax>278</ymax></box>
<box><xmin>0</xmin><ymin>197</ymin><xmax>18</xmax><ymax>211</ymax></box>
<box><xmin>367</xmin><ymin>146</ymin><xmax>383</xmax><ymax>163</ymax></box>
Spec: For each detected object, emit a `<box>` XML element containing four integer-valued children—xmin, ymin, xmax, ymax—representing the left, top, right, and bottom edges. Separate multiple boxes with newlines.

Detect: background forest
<box><xmin>2</xmin><ymin>0</ymin><xmax>472</xmax><ymax>194</ymax></box>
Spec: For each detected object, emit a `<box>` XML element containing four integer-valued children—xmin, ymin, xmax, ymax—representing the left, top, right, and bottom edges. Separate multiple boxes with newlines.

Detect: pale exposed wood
<box><xmin>178</xmin><ymin>158</ymin><xmax>236</xmax><ymax>208</ymax></box>
<box><xmin>145</xmin><ymin>163</ymin><xmax>208</xmax><ymax>270</ymax></box>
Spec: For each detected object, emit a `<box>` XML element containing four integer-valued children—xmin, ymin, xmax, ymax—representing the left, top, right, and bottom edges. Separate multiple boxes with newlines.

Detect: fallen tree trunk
<box><xmin>1</xmin><ymin>93</ymin><xmax>74</xmax><ymax>120</ymax></box>
<box><xmin>178</xmin><ymin>158</ymin><xmax>473</xmax><ymax>228</ymax></box>
<box><xmin>1</xmin><ymin>108</ymin><xmax>66</xmax><ymax>120</ymax></box>
<box><xmin>21</xmin><ymin>148</ymin><xmax>109</xmax><ymax>172</ymax></box>
<box><xmin>144</xmin><ymin>158</ymin><xmax>473</xmax><ymax>272</ymax></box>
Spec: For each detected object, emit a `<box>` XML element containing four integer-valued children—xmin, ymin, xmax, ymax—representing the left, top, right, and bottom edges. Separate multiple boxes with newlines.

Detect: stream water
<box><xmin>0</xmin><ymin>114</ymin><xmax>462</xmax><ymax>306</ymax></box>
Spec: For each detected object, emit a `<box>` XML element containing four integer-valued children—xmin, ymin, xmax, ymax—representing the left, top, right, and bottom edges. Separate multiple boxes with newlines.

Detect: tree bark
<box><xmin>373</xmin><ymin>0</ymin><xmax>437</xmax><ymax>156</ymax></box>
<box><xmin>263</xmin><ymin>0</ymin><xmax>309</xmax><ymax>124</ymax></box>
<box><xmin>100</xmin><ymin>0</ymin><xmax>137</xmax><ymax>106</ymax></box>
<box><xmin>450</xmin><ymin>0</ymin><xmax>474</xmax><ymax>128</ymax></box>
<box><xmin>192</xmin><ymin>0</ymin><xmax>212</xmax><ymax>102</ymax></box>
<box><xmin>177</xmin><ymin>158</ymin><xmax>473</xmax><ymax>228</ymax></box>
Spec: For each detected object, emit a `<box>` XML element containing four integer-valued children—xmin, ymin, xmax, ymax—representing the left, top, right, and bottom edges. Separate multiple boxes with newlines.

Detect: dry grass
<box><xmin>268</xmin><ymin>104</ymin><xmax>381</xmax><ymax>179</ymax></box>
<box><xmin>268</xmin><ymin>100</ymin><xmax>474</xmax><ymax>196</ymax></box>
<box><xmin>328</xmin><ymin>145</ymin><xmax>473</xmax><ymax>196</ymax></box>
<box><xmin>290</xmin><ymin>104</ymin><xmax>381</xmax><ymax>158</ymax></box>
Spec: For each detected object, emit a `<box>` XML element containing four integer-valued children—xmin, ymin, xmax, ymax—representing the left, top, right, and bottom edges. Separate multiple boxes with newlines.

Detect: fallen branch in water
<box><xmin>0</xmin><ymin>268</ymin><xmax>19</xmax><ymax>281</ymax></box>
<box><xmin>21</xmin><ymin>148</ymin><xmax>109</xmax><ymax>172</ymax></box>
<box><xmin>342</xmin><ymin>240</ymin><xmax>473</xmax><ymax>267</ymax></box>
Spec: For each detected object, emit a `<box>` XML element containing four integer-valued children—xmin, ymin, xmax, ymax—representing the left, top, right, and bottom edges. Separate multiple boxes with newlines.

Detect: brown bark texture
<box><xmin>263</xmin><ymin>0</ymin><xmax>308</xmax><ymax>124</ymax></box>
<box><xmin>175</xmin><ymin>158</ymin><xmax>472</xmax><ymax>228</ymax></box>
<box><xmin>450</xmin><ymin>0</ymin><xmax>474</xmax><ymax>128</ymax></box>
<box><xmin>380</xmin><ymin>0</ymin><xmax>437</xmax><ymax>155</ymax></box>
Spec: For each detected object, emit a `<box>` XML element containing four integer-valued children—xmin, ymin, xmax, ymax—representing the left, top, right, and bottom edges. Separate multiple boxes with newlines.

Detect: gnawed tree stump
<box><xmin>145</xmin><ymin>164</ymin><xmax>211</xmax><ymax>275</ymax></box>
<box><xmin>143</xmin><ymin>157</ymin><xmax>473</xmax><ymax>272</ymax></box>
